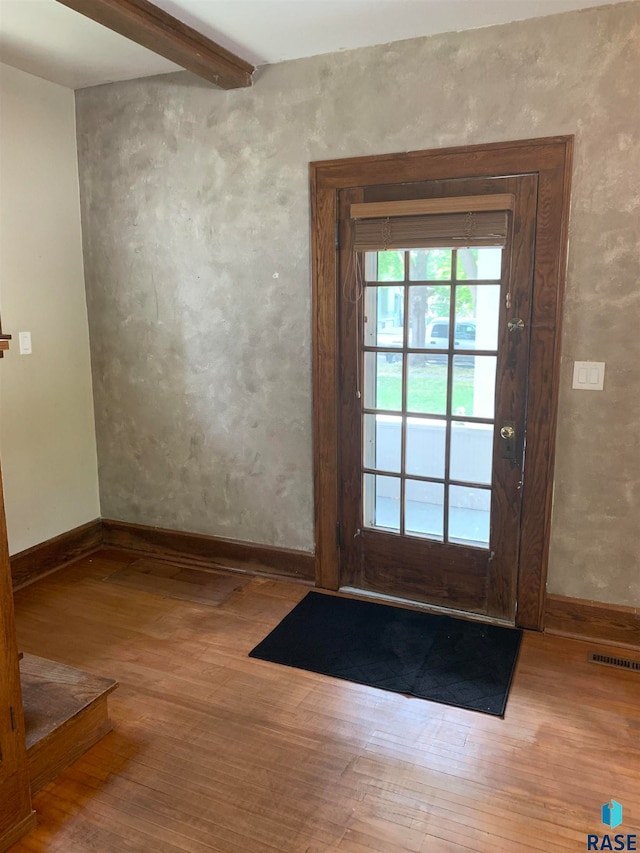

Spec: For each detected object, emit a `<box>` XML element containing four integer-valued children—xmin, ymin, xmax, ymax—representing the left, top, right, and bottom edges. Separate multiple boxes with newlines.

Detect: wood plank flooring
<box><xmin>103</xmin><ymin>558</ymin><xmax>250</xmax><ymax>607</ymax></box>
<box><xmin>10</xmin><ymin>549</ymin><xmax>640</xmax><ymax>852</ymax></box>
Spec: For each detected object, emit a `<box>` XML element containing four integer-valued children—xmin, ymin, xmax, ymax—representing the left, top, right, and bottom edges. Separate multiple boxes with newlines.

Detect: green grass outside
<box><xmin>374</xmin><ymin>360</ymin><xmax>475</xmax><ymax>415</ymax></box>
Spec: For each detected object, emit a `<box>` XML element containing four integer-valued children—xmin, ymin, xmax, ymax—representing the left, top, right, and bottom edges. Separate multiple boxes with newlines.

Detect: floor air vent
<box><xmin>589</xmin><ymin>652</ymin><xmax>640</xmax><ymax>672</ymax></box>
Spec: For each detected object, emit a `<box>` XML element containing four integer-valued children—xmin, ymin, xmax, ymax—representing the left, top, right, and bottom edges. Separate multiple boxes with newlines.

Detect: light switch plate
<box><xmin>572</xmin><ymin>360</ymin><xmax>605</xmax><ymax>391</ymax></box>
<box><xmin>18</xmin><ymin>331</ymin><xmax>32</xmax><ymax>355</ymax></box>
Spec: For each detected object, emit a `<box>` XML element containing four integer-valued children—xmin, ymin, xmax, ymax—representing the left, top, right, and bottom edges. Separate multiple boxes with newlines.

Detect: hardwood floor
<box><xmin>10</xmin><ymin>549</ymin><xmax>640</xmax><ymax>852</ymax></box>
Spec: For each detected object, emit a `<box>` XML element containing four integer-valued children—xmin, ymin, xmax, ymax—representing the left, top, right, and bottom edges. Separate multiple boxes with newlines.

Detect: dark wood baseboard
<box><xmin>9</xmin><ymin>517</ymin><xmax>314</xmax><ymax>589</ymax></box>
<box><xmin>544</xmin><ymin>593</ymin><xmax>640</xmax><ymax>650</ymax></box>
<box><xmin>102</xmin><ymin>519</ymin><xmax>315</xmax><ymax>581</ymax></box>
<box><xmin>10</xmin><ymin>520</ymin><xmax>103</xmax><ymax>590</ymax></box>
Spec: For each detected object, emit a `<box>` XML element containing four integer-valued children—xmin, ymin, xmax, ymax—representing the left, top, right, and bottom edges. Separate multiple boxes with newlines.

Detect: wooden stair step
<box><xmin>20</xmin><ymin>653</ymin><xmax>117</xmax><ymax>794</ymax></box>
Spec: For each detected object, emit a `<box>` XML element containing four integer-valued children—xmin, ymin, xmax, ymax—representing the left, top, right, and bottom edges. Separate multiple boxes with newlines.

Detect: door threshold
<box><xmin>338</xmin><ymin>586</ymin><xmax>516</xmax><ymax>628</ymax></box>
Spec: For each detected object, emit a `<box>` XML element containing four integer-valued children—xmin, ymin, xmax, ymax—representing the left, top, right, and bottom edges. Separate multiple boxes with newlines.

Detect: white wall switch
<box><xmin>572</xmin><ymin>360</ymin><xmax>605</xmax><ymax>391</ymax></box>
<box><xmin>18</xmin><ymin>331</ymin><xmax>32</xmax><ymax>355</ymax></box>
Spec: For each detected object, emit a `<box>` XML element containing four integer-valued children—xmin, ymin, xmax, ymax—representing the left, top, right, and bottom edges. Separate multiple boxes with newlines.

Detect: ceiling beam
<box><xmin>55</xmin><ymin>0</ymin><xmax>254</xmax><ymax>89</ymax></box>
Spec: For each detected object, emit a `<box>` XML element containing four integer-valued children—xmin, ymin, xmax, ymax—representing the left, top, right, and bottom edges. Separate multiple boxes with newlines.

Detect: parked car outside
<box><xmin>375</xmin><ymin>318</ymin><xmax>477</xmax><ymax>364</ymax></box>
<box><xmin>426</xmin><ymin>317</ymin><xmax>476</xmax><ymax>348</ymax></box>
<box><xmin>425</xmin><ymin>317</ymin><xmax>476</xmax><ymax>365</ymax></box>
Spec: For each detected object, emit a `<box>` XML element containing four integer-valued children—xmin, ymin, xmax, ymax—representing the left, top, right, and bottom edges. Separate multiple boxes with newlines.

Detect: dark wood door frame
<box><xmin>310</xmin><ymin>136</ymin><xmax>573</xmax><ymax>630</ymax></box>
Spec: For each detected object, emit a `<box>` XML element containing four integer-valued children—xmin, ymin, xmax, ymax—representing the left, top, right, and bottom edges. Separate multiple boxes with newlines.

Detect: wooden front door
<box><xmin>337</xmin><ymin>176</ymin><xmax>536</xmax><ymax>621</ymax></box>
<box><xmin>311</xmin><ymin>137</ymin><xmax>573</xmax><ymax>630</ymax></box>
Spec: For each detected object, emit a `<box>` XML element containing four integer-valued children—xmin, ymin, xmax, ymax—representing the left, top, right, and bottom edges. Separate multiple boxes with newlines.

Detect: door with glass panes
<box><xmin>338</xmin><ymin>176</ymin><xmax>537</xmax><ymax>620</ymax></box>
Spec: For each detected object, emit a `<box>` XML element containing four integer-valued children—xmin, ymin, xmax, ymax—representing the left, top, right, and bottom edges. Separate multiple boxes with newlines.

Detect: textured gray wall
<box><xmin>76</xmin><ymin>1</ymin><xmax>640</xmax><ymax>604</ymax></box>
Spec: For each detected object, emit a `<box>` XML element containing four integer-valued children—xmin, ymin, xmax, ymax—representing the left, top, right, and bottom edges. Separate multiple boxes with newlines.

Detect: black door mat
<box><xmin>249</xmin><ymin>591</ymin><xmax>522</xmax><ymax>716</ymax></box>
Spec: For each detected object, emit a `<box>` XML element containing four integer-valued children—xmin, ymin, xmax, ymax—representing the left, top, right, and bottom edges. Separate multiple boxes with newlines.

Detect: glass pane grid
<box><xmin>362</xmin><ymin>467</ymin><xmax>493</xmax><ymax>491</ymax></box>
<box><xmin>362</xmin><ymin>247</ymin><xmax>502</xmax><ymax>548</ymax></box>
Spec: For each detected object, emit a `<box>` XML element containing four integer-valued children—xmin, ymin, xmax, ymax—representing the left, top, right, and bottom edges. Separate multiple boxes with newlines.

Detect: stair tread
<box><xmin>20</xmin><ymin>653</ymin><xmax>117</xmax><ymax>751</ymax></box>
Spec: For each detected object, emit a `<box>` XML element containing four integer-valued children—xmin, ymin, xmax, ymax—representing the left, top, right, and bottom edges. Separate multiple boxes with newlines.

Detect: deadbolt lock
<box><xmin>500</xmin><ymin>425</ymin><xmax>515</xmax><ymax>440</ymax></box>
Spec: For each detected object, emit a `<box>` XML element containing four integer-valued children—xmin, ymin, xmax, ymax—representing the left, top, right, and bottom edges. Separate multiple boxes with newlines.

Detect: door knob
<box><xmin>499</xmin><ymin>424</ymin><xmax>517</xmax><ymax>462</ymax></box>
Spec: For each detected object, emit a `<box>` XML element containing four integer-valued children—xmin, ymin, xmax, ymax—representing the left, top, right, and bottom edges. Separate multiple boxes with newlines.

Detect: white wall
<box><xmin>0</xmin><ymin>63</ymin><xmax>99</xmax><ymax>555</ymax></box>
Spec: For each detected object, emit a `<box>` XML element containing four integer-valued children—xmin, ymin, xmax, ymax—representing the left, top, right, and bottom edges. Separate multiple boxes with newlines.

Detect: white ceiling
<box><xmin>0</xmin><ymin>0</ymin><xmax>626</xmax><ymax>90</ymax></box>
